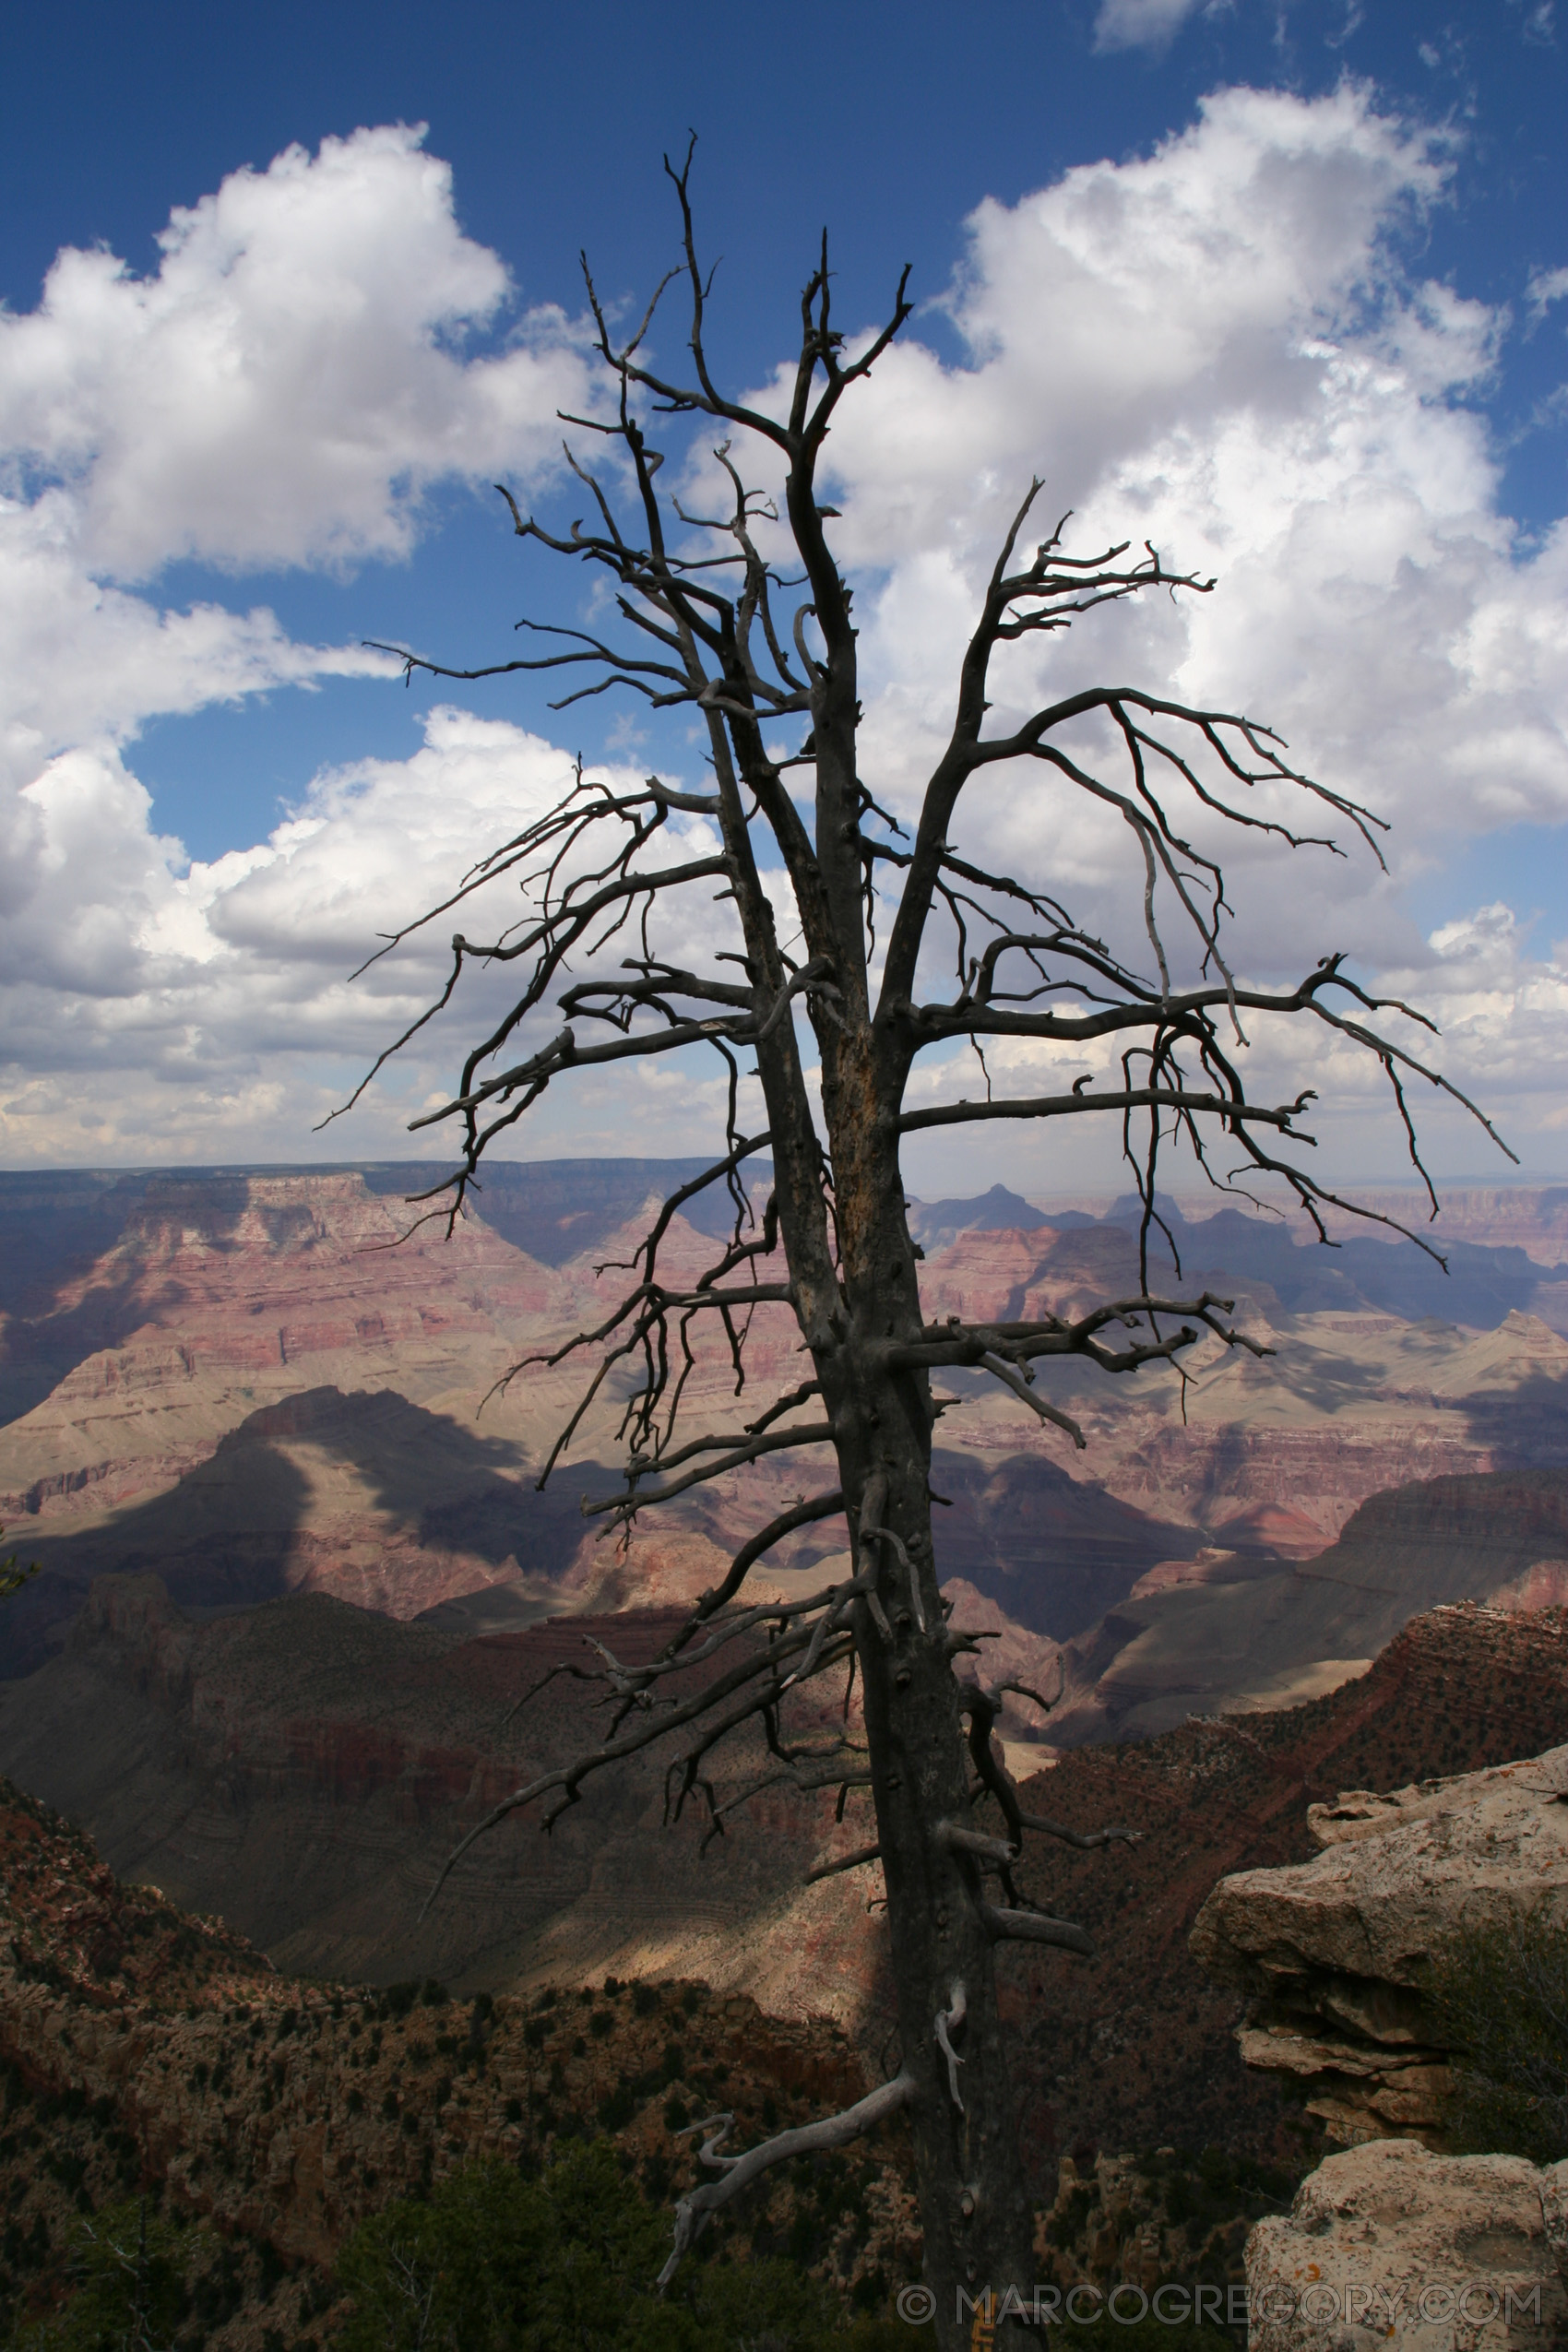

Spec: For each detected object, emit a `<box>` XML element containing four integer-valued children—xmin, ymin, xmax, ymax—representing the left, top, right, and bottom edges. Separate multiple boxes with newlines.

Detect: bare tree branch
<box><xmin>805</xmin><ymin>1842</ymin><xmax>883</xmax><ymax>1883</ymax></box>
<box><xmin>659</xmin><ymin>2071</ymin><xmax>915</xmax><ymax>2286</ymax></box>
<box><xmin>980</xmin><ymin>1904</ymin><xmax>1096</xmax><ymax>1957</ymax></box>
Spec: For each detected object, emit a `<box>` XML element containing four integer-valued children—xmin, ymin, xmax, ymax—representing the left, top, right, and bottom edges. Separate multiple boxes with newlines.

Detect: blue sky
<box><xmin>1</xmin><ymin>0</ymin><xmax>1564</xmax><ymax>1187</ymax></box>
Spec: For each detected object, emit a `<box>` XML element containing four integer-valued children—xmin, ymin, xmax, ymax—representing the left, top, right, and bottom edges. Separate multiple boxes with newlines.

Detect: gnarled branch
<box><xmin>659</xmin><ymin>2071</ymin><xmax>915</xmax><ymax>2286</ymax></box>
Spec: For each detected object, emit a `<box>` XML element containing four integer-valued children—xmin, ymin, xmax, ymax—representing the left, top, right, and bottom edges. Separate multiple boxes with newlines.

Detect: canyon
<box><xmin>4</xmin><ymin>1162</ymin><xmax>1568</xmax><ymax>1734</ymax></box>
<box><xmin>4</xmin><ymin>1593</ymin><xmax>1567</xmax><ymax>2346</ymax></box>
<box><xmin>0</xmin><ymin>1765</ymin><xmax>915</xmax><ymax>2346</ymax></box>
<box><xmin>6</xmin><ymin>1145</ymin><xmax>1568</xmax><ymax>2343</ymax></box>
<box><xmin>6</xmin><ymin>1159</ymin><xmax>1568</xmax><ymax>2195</ymax></box>
<box><xmin>6</xmin><ymin>1564</ymin><xmax>1568</xmax><ymax>2177</ymax></box>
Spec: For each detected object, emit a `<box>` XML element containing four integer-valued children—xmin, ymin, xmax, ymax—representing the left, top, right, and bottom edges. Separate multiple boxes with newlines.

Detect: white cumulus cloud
<box><xmin>0</xmin><ymin>120</ymin><xmax>592</xmax><ymax>818</ymax></box>
<box><xmin>790</xmin><ymin>89</ymin><xmax>1568</xmax><ymax>1013</ymax></box>
<box><xmin>0</xmin><ymin>707</ymin><xmax>747</xmax><ymax>1169</ymax></box>
<box><xmin>0</xmin><ymin>124</ymin><xmax>602</xmax><ymax>1164</ymax></box>
<box><xmin>1</xmin><ymin>93</ymin><xmax>1565</xmax><ymax>1188</ymax></box>
<box><xmin>0</xmin><ymin>122</ymin><xmax>589</xmax><ymax>579</ymax></box>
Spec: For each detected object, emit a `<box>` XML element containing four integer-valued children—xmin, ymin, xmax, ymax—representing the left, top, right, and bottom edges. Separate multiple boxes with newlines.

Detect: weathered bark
<box><xmin>346</xmin><ymin>147</ymin><xmax>1507</xmax><ymax>2351</ymax></box>
<box><xmin>826</xmin><ymin>1089</ymin><xmax>1039</xmax><ymax>2318</ymax></box>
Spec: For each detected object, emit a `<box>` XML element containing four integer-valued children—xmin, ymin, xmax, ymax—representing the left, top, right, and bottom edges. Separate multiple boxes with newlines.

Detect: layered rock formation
<box><xmin>1338</xmin><ymin>1185</ymin><xmax>1568</xmax><ymax>1266</ymax></box>
<box><xmin>992</xmin><ymin>1603</ymin><xmax>1568</xmax><ymax>2180</ymax></box>
<box><xmin>1245</xmin><ymin>2142</ymin><xmax>1568</xmax><ymax>2352</ymax></box>
<box><xmin>0</xmin><ymin>1173</ymin><xmax>574</xmax><ymax>1668</ymax></box>
<box><xmin>0</xmin><ymin>1571</ymin><xmax>893</xmax><ymax>2033</ymax></box>
<box><xmin>1050</xmin><ymin>1465</ymin><xmax>1568</xmax><ymax>1744</ymax></box>
<box><xmin>6</xmin><ymin>1163</ymin><xmax>1568</xmax><ymax>1742</ymax></box>
<box><xmin>0</xmin><ymin>1171</ymin><xmax>1214</xmax><ymax>1701</ymax></box>
<box><xmin>3</xmin><ymin>1382</ymin><xmax>603</xmax><ymax>1670</ymax></box>
<box><xmin>1191</xmin><ymin>1734</ymin><xmax>1568</xmax><ymax>2145</ymax></box>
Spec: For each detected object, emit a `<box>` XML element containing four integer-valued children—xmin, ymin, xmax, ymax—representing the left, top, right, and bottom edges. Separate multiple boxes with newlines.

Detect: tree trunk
<box><xmin>815</xmin><ymin>1048</ymin><xmax>1038</xmax><ymax>2345</ymax></box>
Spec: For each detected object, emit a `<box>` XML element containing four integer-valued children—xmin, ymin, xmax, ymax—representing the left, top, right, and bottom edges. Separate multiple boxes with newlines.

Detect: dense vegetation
<box><xmin>3</xmin><ymin>2137</ymin><xmax>1278</xmax><ymax>2350</ymax></box>
<box><xmin>337</xmin><ymin>2144</ymin><xmax>900</xmax><ymax>2351</ymax></box>
<box><xmin>5</xmin><ymin>2148</ymin><xmax>909</xmax><ymax>2352</ymax></box>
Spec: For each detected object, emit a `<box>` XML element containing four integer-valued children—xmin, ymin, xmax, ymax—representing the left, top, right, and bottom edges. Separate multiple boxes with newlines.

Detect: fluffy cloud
<box><xmin>0</xmin><ymin>124</ymin><xmax>602</xmax><ymax>1163</ymax></box>
<box><xmin>0</xmin><ymin>707</ymin><xmax>749</xmax><ymax>1168</ymax></box>
<box><xmin>0</xmin><ymin>124</ymin><xmax>589</xmax><ymax>579</ymax></box>
<box><xmin>0</xmin><ymin>122</ymin><xmax>592</xmax><ymax>844</ymax></box>
<box><xmin>792</xmin><ymin>89</ymin><xmax>1568</xmax><ymax>1012</ymax></box>
<box><xmin>828</xmin><ymin>81</ymin><xmax>1456</xmax><ymax>530</ymax></box>
<box><xmin>0</xmin><ymin>487</ymin><xmax>394</xmax><ymax>826</ymax></box>
<box><xmin>726</xmin><ymin>85</ymin><xmax>1567</xmax><ymax>1185</ymax></box>
<box><xmin>2</xmin><ymin>94</ymin><xmax>1565</xmax><ymax>1186</ymax></box>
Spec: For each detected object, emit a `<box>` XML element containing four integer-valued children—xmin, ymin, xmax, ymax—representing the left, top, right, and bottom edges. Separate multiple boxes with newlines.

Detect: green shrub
<box><xmin>10</xmin><ymin>2199</ymin><xmax>206</xmax><ymax>2350</ymax></box>
<box><xmin>1428</xmin><ymin>1907</ymin><xmax>1568</xmax><ymax>2161</ymax></box>
<box><xmin>0</xmin><ymin>1526</ymin><xmax>41</xmax><ymax>1602</ymax></box>
<box><xmin>598</xmin><ymin>2085</ymin><xmax>637</xmax><ymax>2132</ymax></box>
<box><xmin>334</xmin><ymin>2143</ymin><xmax>859</xmax><ymax>2350</ymax></box>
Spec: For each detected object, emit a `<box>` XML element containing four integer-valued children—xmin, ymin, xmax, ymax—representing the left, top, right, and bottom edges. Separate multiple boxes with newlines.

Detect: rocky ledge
<box><xmin>1189</xmin><ymin>1740</ymin><xmax>1568</xmax><ymax>2144</ymax></box>
<box><xmin>1246</xmin><ymin>2141</ymin><xmax>1568</xmax><ymax>2352</ymax></box>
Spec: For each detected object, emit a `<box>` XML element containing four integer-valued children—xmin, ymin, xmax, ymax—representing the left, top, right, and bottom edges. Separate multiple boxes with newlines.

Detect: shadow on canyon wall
<box><xmin>0</xmin><ymin>1384</ymin><xmax>613</xmax><ymax>1676</ymax></box>
<box><xmin>1106</xmin><ymin>1194</ymin><xmax>1568</xmax><ymax>1328</ymax></box>
<box><xmin>1050</xmin><ymin>1463</ymin><xmax>1568</xmax><ymax>1743</ymax></box>
<box><xmin>0</xmin><ymin>1171</ymin><xmax>174</xmax><ymax>1421</ymax></box>
<box><xmin>0</xmin><ymin>1170</ymin><xmax>377</xmax><ymax>1423</ymax></box>
<box><xmin>922</xmin><ymin>1448</ymin><xmax>1202</xmax><ymax>1639</ymax></box>
<box><xmin>1449</xmin><ymin>1365</ymin><xmax>1568</xmax><ymax>1463</ymax></box>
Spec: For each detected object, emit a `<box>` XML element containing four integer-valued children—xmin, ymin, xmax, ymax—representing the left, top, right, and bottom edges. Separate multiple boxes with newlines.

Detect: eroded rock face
<box><xmin>8</xmin><ymin>1169</ymin><xmax>1568</xmax><ymax>1738</ymax></box>
<box><xmin>0</xmin><ymin>1574</ymin><xmax>897</xmax><ymax>2038</ymax></box>
<box><xmin>1245</xmin><ymin>2142</ymin><xmax>1568</xmax><ymax>2352</ymax></box>
<box><xmin>1190</xmin><ymin>1742</ymin><xmax>1568</xmax><ymax>2144</ymax></box>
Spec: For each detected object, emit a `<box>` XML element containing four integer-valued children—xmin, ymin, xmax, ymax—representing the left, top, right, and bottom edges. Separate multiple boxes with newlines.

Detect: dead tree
<box><xmin>343</xmin><ymin>148</ymin><xmax>1506</xmax><ymax>2344</ymax></box>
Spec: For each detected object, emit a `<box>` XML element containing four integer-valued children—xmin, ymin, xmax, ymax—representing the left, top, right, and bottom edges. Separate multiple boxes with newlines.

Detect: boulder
<box><xmin>1246</xmin><ymin>2141</ymin><xmax>1568</xmax><ymax>2352</ymax></box>
<box><xmin>1189</xmin><ymin>1743</ymin><xmax>1568</xmax><ymax>2144</ymax></box>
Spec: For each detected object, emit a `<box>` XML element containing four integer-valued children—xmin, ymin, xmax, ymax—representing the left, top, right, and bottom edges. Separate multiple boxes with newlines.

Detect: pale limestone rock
<box><xmin>1191</xmin><ymin>1743</ymin><xmax>1568</xmax><ymax>2144</ymax></box>
<box><xmin>1246</xmin><ymin>2141</ymin><xmax>1568</xmax><ymax>2352</ymax></box>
